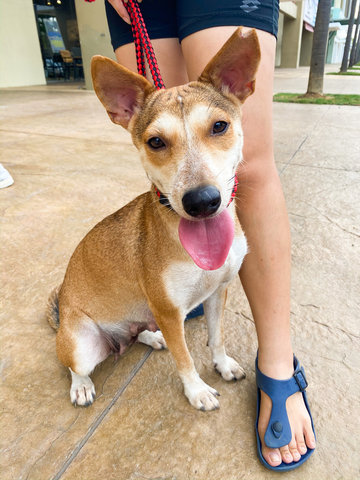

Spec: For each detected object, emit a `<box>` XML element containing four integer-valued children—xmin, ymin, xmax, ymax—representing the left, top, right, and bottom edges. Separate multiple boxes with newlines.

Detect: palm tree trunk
<box><xmin>349</xmin><ymin>3</ymin><xmax>360</xmax><ymax>67</ymax></box>
<box><xmin>355</xmin><ymin>28</ymin><xmax>360</xmax><ymax>63</ymax></box>
<box><xmin>340</xmin><ymin>0</ymin><xmax>358</xmax><ymax>72</ymax></box>
<box><xmin>306</xmin><ymin>0</ymin><xmax>332</xmax><ymax>95</ymax></box>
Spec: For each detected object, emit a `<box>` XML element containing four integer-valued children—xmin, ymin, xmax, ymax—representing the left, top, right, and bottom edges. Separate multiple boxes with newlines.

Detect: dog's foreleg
<box><xmin>204</xmin><ymin>286</ymin><xmax>246</xmax><ymax>381</ymax></box>
<box><xmin>151</xmin><ymin>307</ymin><xmax>220</xmax><ymax>411</ymax></box>
<box><xmin>137</xmin><ymin>329</ymin><xmax>167</xmax><ymax>350</ymax></box>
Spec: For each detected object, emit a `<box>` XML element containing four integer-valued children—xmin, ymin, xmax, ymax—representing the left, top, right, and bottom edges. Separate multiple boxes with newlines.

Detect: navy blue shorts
<box><xmin>105</xmin><ymin>0</ymin><xmax>279</xmax><ymax>51</ymax></box>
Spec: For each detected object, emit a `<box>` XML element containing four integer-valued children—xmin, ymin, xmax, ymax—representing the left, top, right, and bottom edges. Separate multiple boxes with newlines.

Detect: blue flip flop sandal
<box><xmin>255</xmin><ymin>355</ymin><xmax>316</xmax><ymax>471</ymax></box>
<box><xmin>185</xmin><ymin>303</ymin><xmax>204</xmax><ymax>320</ymax></box>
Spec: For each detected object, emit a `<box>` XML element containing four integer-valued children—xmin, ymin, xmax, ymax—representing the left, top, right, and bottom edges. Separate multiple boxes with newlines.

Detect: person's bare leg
<box><xmin>114</xmin><ymin>27</ymin><xmax>315</xmax><ymax>465</ymax></box>
<box><xmin>114</xmin><ymin>38</ymin><xmax>189</xmax><ymax>87</ymax></box>
<box><xmin>181</xmin><ymin>27</ymin><xmax>315</xmax><ymax>466</ymax></box>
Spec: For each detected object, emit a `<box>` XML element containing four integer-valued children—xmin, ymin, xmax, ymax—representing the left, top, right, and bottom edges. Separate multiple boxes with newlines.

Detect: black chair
<box><xmin>71</xmin><ymin>48</ymin><xmax>84</xmax><ymax>80</ymax></box>
<box><xmin>59</xmin><ymin>50</ymin><xmax>75</xmax><ymax>80</ymax></box>
<box><xmin>44</xmin><ymin>57</ymin><xmax>55</xmax><ymax>78</ymax></box>
<box><xmin>52</xmin><ymin>53</ymin><xmax>65</xmax><ymax>79</ymax></box>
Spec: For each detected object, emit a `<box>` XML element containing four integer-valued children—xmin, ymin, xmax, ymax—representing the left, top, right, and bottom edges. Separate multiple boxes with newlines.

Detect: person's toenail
<box><xmin>284</xmin><ymin>452</ymin><xmax>292</xmax><ymax>462</ymax></box>
<box><xmin>309</xmin><ymin>440</ymin><xmax>316</xmax><ymax>449</ymax></box>
<box><xmin>299</xmin><ymin>445</ymin><xmax>307</xmax><ymax>454</ymax></box>
<box><xmin>269</xmin><ymin>452</ymin><xmax>281</xmax><ymax>463</ymax></box>
<box><xmin>293</xmin><ymin>451</ymin><xmax>301</xmax><ymax>461</ymax></box>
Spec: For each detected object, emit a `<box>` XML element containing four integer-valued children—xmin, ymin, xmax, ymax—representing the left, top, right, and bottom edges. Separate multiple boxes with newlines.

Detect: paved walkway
<box><xmin>274</xmin><ymin>64</ymin><xmax>360</xmax><ymax>94</ymax></box>
<box><xmin>1</xmin><ymin>69</ymin><xmax>359</xmax><ymax>480</ymax></box>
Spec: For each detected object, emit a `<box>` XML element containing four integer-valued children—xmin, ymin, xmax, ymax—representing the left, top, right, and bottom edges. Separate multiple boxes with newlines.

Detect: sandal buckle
<box><xmin>293</xmin><ymin>367</ymin><xmax>308</xmax><ymax>392</ymax></box>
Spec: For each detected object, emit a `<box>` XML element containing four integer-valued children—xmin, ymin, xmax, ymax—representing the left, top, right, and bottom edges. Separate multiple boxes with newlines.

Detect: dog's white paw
<box><xmin>137</xmin><ymin>329</ymin><xmax>167</xmax><ymax>350</ymax></box>
<box><xmin>70</xmin><ymin>371</ymin><xmax>96</xmax><ymax>407</ymax></box>
<box><xmin>214</xmin><ymin>355</ymin><xmax>246</xmax><ymax>381</ymax></box>
<box><xmin>184</xmin><ymin>377</ymin><xmax>220</xmax><ymax>411</ymax></box>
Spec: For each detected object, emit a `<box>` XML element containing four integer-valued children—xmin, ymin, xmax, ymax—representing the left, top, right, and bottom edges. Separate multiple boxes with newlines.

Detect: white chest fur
<box><xmin>163</xmin><ymin>234</ymin><xmax>247</xmax><ymax>315</ymax></box>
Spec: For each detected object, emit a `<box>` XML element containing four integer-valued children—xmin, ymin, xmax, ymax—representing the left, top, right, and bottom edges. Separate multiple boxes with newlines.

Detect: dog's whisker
<box><xmin>206</xmin><ymin>97</ymin><xmax>217</xmax><ymax>113</ymax></box>
<box><xmin>214</xmin><ymin>164</ymin><xmax>229</xmax><ymax>180</ymax></box>
<box><xmin>227</xmin><ymin>175</ymin><xmax>236</xmax><ymax>185</ymax></box>
<box><xmin>149</xmin><ymin>195</ymin><xmax>175</xmax><ymax>213</ymax></box>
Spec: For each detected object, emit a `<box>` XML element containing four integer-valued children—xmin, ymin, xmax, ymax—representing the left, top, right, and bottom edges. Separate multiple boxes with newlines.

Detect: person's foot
<box><xmin>257</xmin><ymin>356</ymin><xmax>316</xmax><ymax>467</ymax></box>
<box><xmin>0</xmin><ymin>164</ymin><xmax>14</xmax><ymax>189</ymax></box>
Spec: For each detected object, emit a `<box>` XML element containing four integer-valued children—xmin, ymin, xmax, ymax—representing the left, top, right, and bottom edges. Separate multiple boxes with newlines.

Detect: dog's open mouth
<box><xmin>178</xmin><ymin>209</ymin><xmax>234</xmax><ymax>270</ymax></box>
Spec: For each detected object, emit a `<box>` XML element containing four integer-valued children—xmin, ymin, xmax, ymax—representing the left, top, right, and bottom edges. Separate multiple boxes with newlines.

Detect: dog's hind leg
<box><xmin>56</xmin><ymin>310</ymin><xmax>110</xmax><ymax>406</ymax></box>
<box><xmin>69</xmin><ymin>369</ymin><xmax>96</xmax><ymax>407</ymax></box>
<box><xmin>204</xmin><ymin>286</ymin><xmax>246</xmax><ymax>381</ymax></box>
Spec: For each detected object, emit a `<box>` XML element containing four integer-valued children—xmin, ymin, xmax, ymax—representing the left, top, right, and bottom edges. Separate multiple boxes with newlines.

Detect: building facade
<box><xmin>0</xmin><ymin>0</ymin><xmax>353</xmax><ymax>89</ymax></box>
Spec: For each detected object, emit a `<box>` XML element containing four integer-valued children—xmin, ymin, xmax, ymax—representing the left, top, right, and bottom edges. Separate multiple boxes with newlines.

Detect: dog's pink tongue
<box><xmin>178</xmin><ymin>210</ymin><xmax>234</xmax><ymax>270</ymax></box>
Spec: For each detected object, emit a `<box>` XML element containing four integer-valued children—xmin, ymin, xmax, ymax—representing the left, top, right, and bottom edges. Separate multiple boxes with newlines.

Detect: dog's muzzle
<box><xmin>153</xmin><ymin>175</ymin><xmax>238</xmax><ymax>214</ymax></box>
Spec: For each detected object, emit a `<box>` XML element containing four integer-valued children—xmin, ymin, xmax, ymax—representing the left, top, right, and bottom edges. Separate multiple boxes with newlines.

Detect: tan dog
<box><xmin>47</xmin><ymin>28</ymin><xmax>260</xmax><ymax>411</ymax></box>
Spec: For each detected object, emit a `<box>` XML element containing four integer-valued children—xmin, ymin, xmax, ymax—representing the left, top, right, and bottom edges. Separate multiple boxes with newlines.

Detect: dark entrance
<box><xmin>33</xmin><ymin>0</ymin><xmax>84</xmax><ymax>83</ymax></box>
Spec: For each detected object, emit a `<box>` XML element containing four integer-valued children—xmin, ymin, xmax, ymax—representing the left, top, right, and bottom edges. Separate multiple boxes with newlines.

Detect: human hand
<box><xmin>107</xmin><ymin>0</ymin><xmax>142</xmax><ymax>25</ymax></box>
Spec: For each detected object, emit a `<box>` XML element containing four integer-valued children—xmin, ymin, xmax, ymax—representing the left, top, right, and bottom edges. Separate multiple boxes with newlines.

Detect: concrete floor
<box><xmin>1</xmin><ymin>68</ymin><xmax>359</xmax><ymax>480</ymax></box>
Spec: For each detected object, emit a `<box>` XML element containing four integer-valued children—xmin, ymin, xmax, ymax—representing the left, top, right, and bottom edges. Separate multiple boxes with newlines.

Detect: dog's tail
<box><xmin>47</xmin><ymin>285</ymin><xmax>61</xmax><ymax>331</ymax></box>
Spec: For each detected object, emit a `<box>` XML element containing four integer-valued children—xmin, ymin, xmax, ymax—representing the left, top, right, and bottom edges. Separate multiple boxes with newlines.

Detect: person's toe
<box><xmin>279</xmin><ymin>445</ymin><xmax>293</xmax><ymax>464</ymax></box>
<box><xmin>289</xmin><ymin>437</ymin><xmax>301</xmax><ymax>462</ymax></box>
<box><xmin>262</xmin><ymin>446</ymin><xmax>282</xmax><ymax>467</ymax></box>
<box><xmin>304</xmin><ymin>422</ymin><xmax>316</xmax><ymax>450</ymax></box>
<box><xmin>295</xmin><ymin>431</ymin><xmax>308</xmax><ymax>456</ymax></box>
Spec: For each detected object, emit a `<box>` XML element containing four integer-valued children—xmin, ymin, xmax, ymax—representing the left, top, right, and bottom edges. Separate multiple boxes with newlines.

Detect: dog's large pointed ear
<box><xmin>198</xmin><ymin>28</ymin><xmax>261</xmax><ymax>103</ymax></box>
<box><xmin>91</xmin><ymin>56</ymin><xmax>155</xmax><ymax>129</ymax></box>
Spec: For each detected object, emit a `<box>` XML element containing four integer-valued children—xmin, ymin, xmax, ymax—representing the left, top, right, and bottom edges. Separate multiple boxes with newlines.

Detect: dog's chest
<box><xmin>163</xmin><ymin>234</ymin><xmax>247</xmax><ymax>312</ymax></box>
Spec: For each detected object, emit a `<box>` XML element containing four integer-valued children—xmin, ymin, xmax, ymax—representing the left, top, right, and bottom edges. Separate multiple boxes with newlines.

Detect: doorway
<box><xmin>33</xmin><ymin>0</ymin><xmax>84</xmax><ymax>83</ymax></box>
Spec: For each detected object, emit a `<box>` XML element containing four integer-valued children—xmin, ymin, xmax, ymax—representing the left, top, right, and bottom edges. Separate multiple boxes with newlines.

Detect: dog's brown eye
<box><xmin>148</xmin><ymin>137</ymin><xmax>165</xmax><ymax>149</ymax></box>
<box><xmin>212</xmin><ymin>121</ymin><xmax>228</xmax><ymax>135</ymax></box>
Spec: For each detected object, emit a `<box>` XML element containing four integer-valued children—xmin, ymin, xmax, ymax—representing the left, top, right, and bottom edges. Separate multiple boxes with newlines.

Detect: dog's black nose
<box><xmin>182</xmin><ymin>185</ymin><xmax>221</xmax><ymax>218</ymax></box>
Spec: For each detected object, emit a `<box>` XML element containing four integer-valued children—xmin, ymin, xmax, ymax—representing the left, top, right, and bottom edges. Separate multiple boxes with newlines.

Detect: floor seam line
<box><xmin>279</xmin><ymin>134</ymin><xmax>309</xmax><ymax>175</ymax></box>
<box><xmin>51</xmin><ymin>348</ymin><xmax>153</xmax><ymax>480</ymax></box>
<box><xmin>276</xmin><ymin>162</ymin><xmax>360</xmax><ymax>173</ymax></box>
<box><xmin>0</xmin><ymin>128</ymin><xmax>132</xmax><ymax>145</ymax></box>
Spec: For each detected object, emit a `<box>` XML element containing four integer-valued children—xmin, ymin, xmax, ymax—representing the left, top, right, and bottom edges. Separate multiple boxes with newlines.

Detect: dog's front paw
<box><xmin>70</xmin><ymin>373</ymin><xmax>96</xmax><ymax>407</ymax></box>
<box><xmin>137</xmin><ymin>329</ymin><xmax>167</xmax><ymax>350</ymax></box>
<box><xmin>214</xmin><ymin>355</ymin><xmax>246</xmax><ymax>381</ymax></box>
<box><xmin>184</xmin><ymin>377</ymin><xmax>220</xmax><ymax>411</ymax></box>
